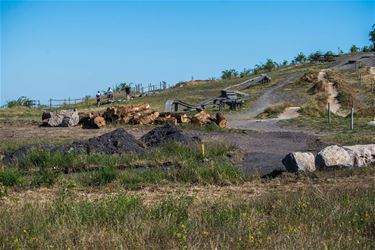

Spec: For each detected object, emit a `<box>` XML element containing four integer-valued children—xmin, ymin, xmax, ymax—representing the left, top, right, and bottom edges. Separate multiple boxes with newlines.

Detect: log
<box><xmin>192</xmin><ymin>111</ymin><xmax>211</xmax><ymax>126</ymax></box>
<box><xmin>159</xmin><ymin>112</ymin><xmax>172</xmax><ymax>119</ymax></box>
<box><xmin>93</xmin><ymin>116</ymin><xmax>106</xmax><ymax>128</ymax></box>
<box><xmin>173</xmin><ymin>113</ymin><xmax>189</xmax><ymax>123</ymax></box>
<box><xmin>215</xmin><ymin>112</ymin><xmax>227</xmax><ymax>128</ymax></box>
<box><xmin>82</xmin><ymin>116</ymin><xmax>106</xmax><ymax>129</ymax></box>
<box><xmin>154</xmin><ymin>117</ymin><xmax>177</xmax><ymax>125</ymax></box>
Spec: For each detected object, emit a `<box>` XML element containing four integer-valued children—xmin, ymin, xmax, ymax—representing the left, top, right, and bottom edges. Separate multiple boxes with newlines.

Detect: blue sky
<box><xmin>1</xmin><ymin>1</ymin><xmax>374</xmax><ymax>105</ymax></box>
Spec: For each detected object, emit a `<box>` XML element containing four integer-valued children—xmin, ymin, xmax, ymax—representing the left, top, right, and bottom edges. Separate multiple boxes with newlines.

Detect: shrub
<box><xmin>0</xmin><ymin>169</ymin><xmax>24</xmax><ymax>187</ymax></box>
<box><xmin>84</xmin><ymin>167</ymin><xmax>117</xmax><ymax>186</ymax></box>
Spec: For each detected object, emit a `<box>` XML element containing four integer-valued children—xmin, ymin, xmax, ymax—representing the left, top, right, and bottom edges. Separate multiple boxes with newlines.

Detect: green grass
<box><xmin>1</xmin><ymin>142</ymin><xmax>242</xmax><ymax>189</ymax></box>
<box><xmin>285</xmin><ymin>115</ymin><xmax>375</xmax><ymax>145</ymax></box>
<box><xmin>0</xmin><ymin>181</ymin><xmax>373</xmax><ymax>249</ymax></box>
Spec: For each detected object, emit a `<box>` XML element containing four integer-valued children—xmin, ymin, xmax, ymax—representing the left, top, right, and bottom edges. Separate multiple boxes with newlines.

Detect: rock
<box><xmin>282</xmin><ymin>152</ymin><xmax>316</xmax><ymax>172</ymax></box>
<box><xmin>42</xmin><ymin>110</ymin><xmax>79</xmax><ymax>127</ymax></box>
<box><xmin>315</xmin><ymin>145</ymin><xmax>353</xmax><ymax>169</ymax></box>
<box><xmin>140</xmin><ymin>124</ymin><xmax>201</xmax><ymax>147</ymax></box>
<box><xmin>343</xmin><ymin>144</ymin><xmax>375</xmax><ymax>167</ymax></box>
<box><xmin>368</xmin><ymin>121</ymin><xmax>375</xmax><ymax>126</ymax></box>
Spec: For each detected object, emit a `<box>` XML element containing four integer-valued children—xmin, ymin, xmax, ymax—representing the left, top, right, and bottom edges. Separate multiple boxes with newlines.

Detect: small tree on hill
<box><xmin>221</xmin><ymin>69</ymin><xmax>238</xmax><ymax>80</ymax></box>
<box><xmin>350</xmin><ymin>45</ymin><xmax>359</xmax><ymax>54</ymax></box>
<box><xmin>369</xmin><ymin>24</ymin><xmax>375</xmax><ymax>50</ymax></box>
<box><xmin>323</xmin><ymin>51</ymin><xmax>335</xmax><ymax>62</ymax></box>
<box><xmin>282</xmin><ymin>60</ymin><xmax>288</xmax><ymax>66</ymax></box>
<box><xmin>294</xmin><ymin>52</ymin><xmax>306</xmax><ymax>64</ymax></box>
<box><xmin>7</xmin><ymin>96</ymin><xmax>34</xmax><ymax>108</ymax></box>
<box><xmin>308</xmin><ymin>51</ymin><xmax>322</xmax><ymax>62</ymax></box>
<box><xmin>263</xmin><ymin>59</ymin><xmax>277</xmax><ymax>72</ymax></box>
<box><xmin>240</xmin><ymin>68</ymin><xmax>252</xmax><ymax>78</ymax></box>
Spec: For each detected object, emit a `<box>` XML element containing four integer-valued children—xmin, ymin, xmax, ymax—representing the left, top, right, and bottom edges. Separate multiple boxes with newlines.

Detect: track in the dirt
<box><xmin>227</xmin><ymin>72</ymin><xmax>303</xmax><ymax>132</ymax></box>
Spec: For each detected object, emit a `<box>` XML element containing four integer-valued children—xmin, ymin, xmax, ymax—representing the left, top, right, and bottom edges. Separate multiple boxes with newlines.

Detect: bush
<box><xmin>0</xmin><ymin>169</ymin><xmax>24</xmax><ymax>187</ymax></box>
<box><xmin>85</xmin><ymin>167</ymin><xmax>117</xmax><ymax>186</ymax></box>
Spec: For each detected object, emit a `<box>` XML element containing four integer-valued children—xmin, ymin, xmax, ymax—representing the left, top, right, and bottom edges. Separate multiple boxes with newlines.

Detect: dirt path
<box><xmin>318</xmin><ymin>70</ymin><xmax>348</xmax><ymax>117</ymax></box>
<box><xmin>227</xmin><ymin>72</ymin><xmax>303</xmax><ymax>132</ymax></box>
<box><xmin>188</xmin><ymin>130</ymin><xmax>324</xmax><ymax>176</ymax></box>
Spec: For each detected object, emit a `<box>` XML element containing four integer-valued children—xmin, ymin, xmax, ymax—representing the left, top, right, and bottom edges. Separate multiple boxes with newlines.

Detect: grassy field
<box><xmin>0</xmin><ymin>166</ymin><xmax>374</xmax><ymax>249</ymax></box>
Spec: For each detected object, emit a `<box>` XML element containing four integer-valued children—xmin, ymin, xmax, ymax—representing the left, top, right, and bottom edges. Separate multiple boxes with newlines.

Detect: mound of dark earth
<box><xmin>62</xmin><ymin>128</ymin><xmax>145</xmax><ymax>154</ymax></box>
<box><xmin>3</xmin><ymin>128</ymin><xmax>146</xmax><ymax>165</ymax></box>
<box><xmin>3</xmin><ymin>144</ymin><xmax>56</xmax><ymax>165</ymax></box>
<box><xmin>141</xmin><ymin>124</ymin><xmax>200</xmax><ymax>147</ymax></box>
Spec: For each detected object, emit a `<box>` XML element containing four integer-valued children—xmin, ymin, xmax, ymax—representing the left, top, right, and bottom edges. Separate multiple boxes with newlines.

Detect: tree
<box><xmin>323</xmin><ymin>51</ymin><xmax>335</xmax><ymax>62</ymax></box>
<box><xmin>7</xmin><ymin>96</ymin><xmax>34</xmax><ymax>108</ymax></box>
<box><xmin>362</xmin><ymin>46</ymin><xmax>371</xmax><ymax>52</ymax></box>
<box><xmin>282</xmin><ymin>60</ymin><xmax>288</xmax><ymax>66</ymax></box>
<box><xmin>308</xmin><ymin>51</ymin><xmax>322</xmax><ymax>62</ymax></box>
<box><xmin>221</xmin><ymin>69</ymin><xmax>238</xmax><ymax>80</ymax></box>
<box><xmin>294</xmin><ymin>52</ymin><xmax>306</xmax><ymax>64</ymax></box>
<box><xmin>369</xmin><ymin>24</ymin><xmax>375</xmax><ymax>49</ymax></box>
<box><xmin>263</xmin><ymin>59</ymin><xmax>277</xmax><ymax>72</ymax></box>
<box><xmin>350</xmin><ymin>45</ymin><xmax>359</xmax><ymax>54</ymax></box>
<box><xmin>240</xmin><ymin>68</ymin><xmax>252</xmax><ymax>78</ymax></box>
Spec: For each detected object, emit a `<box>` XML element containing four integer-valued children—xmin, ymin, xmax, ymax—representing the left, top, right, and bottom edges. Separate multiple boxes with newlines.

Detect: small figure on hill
<box><xmin>107</xmin><ymin>87</ymin><xmax>114</xmax><ymax>102</ymax></box>
<box><xmin>125</xmin><ymin>86</ymin><xmax>131</xmax><ymax>100</ymax></box>
<box><xmin>96</xmin><ymin>91</ymin><xmax>101</xmax><ymax>107</ymax></box>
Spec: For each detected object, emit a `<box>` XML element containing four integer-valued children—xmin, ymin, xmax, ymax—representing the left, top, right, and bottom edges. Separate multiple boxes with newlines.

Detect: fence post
<box><xmin>49</xmin><ymin>98</ymin><xmax>52</xmax><ymax>109</ymax></box>
<box><xmin>68</xmin><ymin>97</ymin><xmax>71</xmax><ymax>106</ymax></box>
<box><xmin>350</xmin><ymin>106</ymin><xmax>354</xmax><ymax>130</ymax></box>
<box><xmin>327</xmin><ymin>102</ymin><xmax>331</xmax><ymax>124</ymax></box>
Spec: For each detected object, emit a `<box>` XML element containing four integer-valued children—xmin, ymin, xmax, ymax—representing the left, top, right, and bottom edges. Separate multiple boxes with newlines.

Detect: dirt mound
<box><xmin>141</xmin><ymin>124</ymin><xmax>201</xmax><ymax>147</ymax></box>
<box><xmin>3</xmin><ymin>144</ymin><xmax>57</xmax><ymax>165</ymax></box>
<box><xmin>3</xmin><ymin>129</ymin><xmax>146</xmax><ymax>165</ymax></box>
<box><xmin>301</xmin><ymin>71</ymin><xmax>319</xmax><ymax>83</ymax></box>
<box><xmin>65</xmin><ymin>128</ymin><xmax>146</xmax><ymax>154</ymax></box>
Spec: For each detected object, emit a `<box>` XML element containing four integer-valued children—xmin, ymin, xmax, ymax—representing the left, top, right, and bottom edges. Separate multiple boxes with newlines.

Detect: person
<box><xmin>107</xmin><ymin>87</ymin><xmax>114</xmax><ymax>101</ymax></box>
<box><xmin>96</xmin><ymin>91</ymin><xmax>101</xmax><ymax>107</ymax></box>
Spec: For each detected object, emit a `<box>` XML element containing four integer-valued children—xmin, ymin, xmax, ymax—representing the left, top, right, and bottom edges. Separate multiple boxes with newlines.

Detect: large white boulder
<box><xmin>343</xmin><ymin>144</ymin><xmax>375</xmax><ymax>167</ymax></box>
<box><xmin>315</xmin><ymin>145</ymin><xmax>353</xmax><ymax>169</ymax></box>
<box><xmin>282</xmin><ymin>152</ymin><xmax>316</xmax><ymax>172</ymax></box>
<box><xmin>42</xmin><ymin>109</ymin><xmax>79</xmax><ymax>127</ymax></box>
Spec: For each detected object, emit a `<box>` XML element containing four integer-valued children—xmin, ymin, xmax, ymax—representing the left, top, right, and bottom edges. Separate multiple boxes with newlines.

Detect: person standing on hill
<box><xmin>96</xmin><ymin>91</ymin><xmax>101</xmax><ymax>106</ymax></box>
<box><xmin>107</xmin><ymin>87</ymin><xmax>114</xmax><ymax>102</ymax></box>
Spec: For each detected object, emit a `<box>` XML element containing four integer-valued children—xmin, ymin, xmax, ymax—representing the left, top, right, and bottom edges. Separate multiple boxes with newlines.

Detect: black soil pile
<box><xmin>3</xmin><ymin>128</ymin><xmax>145</xmax><ymax>165</ymax></box>
<box><xmin>63</xmin><ymin>128</ymin><xmax>145</xmax><ymax>154</ymax></box>
<box><xmin>3</xmin><ymin>144</ymin><xmax>57</xmax><ymax>165</ymax></box>
<box><xmin>141</xmin><ymin>124</ymin><xmax>200</xmax><ymax>147</ymax></box>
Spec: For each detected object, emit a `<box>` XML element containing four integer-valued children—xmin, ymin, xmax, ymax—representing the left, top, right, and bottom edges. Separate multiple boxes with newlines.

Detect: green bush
<box><xmin>85</xmin><ymin>167</ymin><xmax>117</xmax><ymax>186</ymax></box>
<box><xmin>0</xmin><ymin>169</ymin><xmax>24</xmax><ymax>187</ymax></box>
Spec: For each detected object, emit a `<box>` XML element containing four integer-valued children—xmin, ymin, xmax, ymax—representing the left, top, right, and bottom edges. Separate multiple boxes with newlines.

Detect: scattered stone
<box><xmin>282</xmin><ymin>152</ymin><xmax>316</xmax><ymax>172</ymax></box>
<box><xmin>141</xmin><ymin>124</ymin><xmax>201</xmax><ymax>147</ymax></box>
<box><xmin>42</xmin><ymin>110</ymin><xmax>79</xmax><ymax>127</ymax></box>
<box><xmin>368</xmin><ymin>121</ymin><xmax>375</xmax><ymax>126</ymax></box>
<box><xmin>315</xmin><ymin>145</ymin><xmax>353</xmax><ymax>169</ymax></box>
<box><xmin>343</xmin><ymin>144</ymin><xmax>375</xmax><ymax>167</ymax></box>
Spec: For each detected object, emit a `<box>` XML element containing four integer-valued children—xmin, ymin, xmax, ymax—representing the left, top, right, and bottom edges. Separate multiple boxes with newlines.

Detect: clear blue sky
<box><xmin>1</xmin><ymin>1</ymin><xmax>374</xmax><ymax>105</ymax></box>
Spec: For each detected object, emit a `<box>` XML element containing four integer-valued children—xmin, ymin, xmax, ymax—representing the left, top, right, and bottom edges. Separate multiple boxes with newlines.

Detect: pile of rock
<box><xmin>42</xmin><ymin>110</ymin><xmax>80</xmax><ymax>127</ymax></box>
<box><xmin>282</xmin><ymin>144</ymin><xmax>375</xmax><ymax>172</ymax></box>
